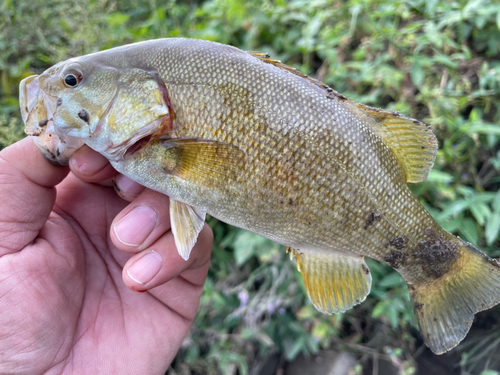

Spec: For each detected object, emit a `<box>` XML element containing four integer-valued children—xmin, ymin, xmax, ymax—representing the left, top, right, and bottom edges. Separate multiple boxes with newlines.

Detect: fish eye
<box><xmin>64</xmin><ymin>75</ymin><xmax>78</xmax><ymax>87</ymax></box>
<box><xmin>62</xmin><ymin>71</ymin><xmax>83</xmax><ymax>88</ymax></box>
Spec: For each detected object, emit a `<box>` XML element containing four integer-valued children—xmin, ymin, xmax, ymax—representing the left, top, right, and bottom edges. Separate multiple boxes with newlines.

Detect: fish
<box><xmin>19</xmin><ymin>38</ymin><xmax>500</xmax><ymax>355</ymax></box>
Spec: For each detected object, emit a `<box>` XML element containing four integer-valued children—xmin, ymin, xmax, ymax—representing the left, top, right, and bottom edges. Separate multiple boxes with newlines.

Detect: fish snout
<box><xmin>19</xmin><ymin>75</ymin><xmax>41</xmax><ymax>129</ymax></box>
<box><xmin>19</xmin><ymin>75</ymin><xmax>83</xmax><ymax>166</ymax></box>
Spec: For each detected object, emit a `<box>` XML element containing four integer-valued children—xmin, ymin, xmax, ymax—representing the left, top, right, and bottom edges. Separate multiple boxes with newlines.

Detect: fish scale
<box><xmin>149</xmin><ymin>40</ymin><xmax>426</xmax><ymax>257</ymax></box>
<box><xmin>19</xmin><ymin>38</ymin><xmax>500</xmax><ymax>355</ymax></box>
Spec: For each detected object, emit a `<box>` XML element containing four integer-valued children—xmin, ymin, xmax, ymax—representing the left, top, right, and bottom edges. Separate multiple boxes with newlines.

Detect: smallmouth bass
<box><xmin>19</xmin><ymin>38</ymin><xmax>500</xmax><ymax>354</ymax></box>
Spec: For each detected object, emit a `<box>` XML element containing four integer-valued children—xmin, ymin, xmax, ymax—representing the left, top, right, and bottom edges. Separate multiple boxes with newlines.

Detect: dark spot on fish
<box><xmin>55</xmin><ymin>148</ymin><xmax>60</xmax><ymax>157</ymax></box>
<box><xmin>408</xmin><ymin>284</ymin><xmax>415</xmax><ymax>291</ymax></box>
<box><xmin>78</xmin><ymin>109</ymin><xmax>90</xmax><ymax>123</ymax></box>
<box><xmin>288</xmin><ymin>198</ymin><xmax>294</xmax><ymax>205</ymax></box>
<box><xmin>421</xmin><ymin>146</ymin><xmax>425</xmax><ymax>149</ymax></box>
<box><xmin>112</xmin><ymin>179</ymin><xmax>120</xmax><ymax>192</ymax></box>
<box><xmin>280</xmin><ymin>200</ymin><xmax>284</xmax><ymax>205</ymax></box>
<box><xmin>412</xmin><ymin>228</ymin><xmax>459</xmax><ymax>278</ymax></box>
<box><xmin>384</xmin><ymin>251</ymin><xmax>407</xmax><ymax>268</ymax></box>
<box><xmin>38</xmin><ymin>119</ymin><xmax>48</xmax><ymax>127</ymax></box>
<box><xmin>433</xmin><ymin>317</ymin><xmax>437</xmax><ymax>322</ymax></box>
<box><xmin>362</xmin><ymin>265</ymin><xmax>370</xmax><ymax>275</ymax></box>
<box><xmin>389</xmin><ymin>236</ymin><xmax>407</xmax><ymax>250</ymax></box>
<box><xmin>414</xmin><ymin>302</ymin><xmax>424</xmax><ymax>310</ymax></box>
<box><xmin>57</xmin><ymin>98</ymin><xmax>62</xmax><ymax>106</ymax></box>
<box><xmin>364</xmin><ymin>212</ymin><xmax>382</xmax><ymax>229</ymax></box>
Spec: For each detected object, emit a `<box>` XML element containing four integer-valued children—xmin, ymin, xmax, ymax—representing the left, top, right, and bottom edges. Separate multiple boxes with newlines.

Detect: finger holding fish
<box><xmin>113</xmin><ymin>174</ymin><xmax>146</xmax><ymax>201</ymax></box>
<box><xmin>70</xmin><ymin>145</ymin><xmax>116</xmax><ymax>185</ymax></box>
<box><xmin>111</xmin><ymin>188</ymin><xmax>172</xmax><ymax>253</ymax></box>
<box><xmin>121</xmin><ymin>223</ymin><xmax>212</xmax><ymax>299</ymax></box>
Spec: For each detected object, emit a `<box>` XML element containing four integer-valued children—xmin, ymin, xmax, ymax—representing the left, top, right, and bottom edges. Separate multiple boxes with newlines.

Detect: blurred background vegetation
<box><xmin>1</xmin><ymin>0</ymin><xmax>500</xmax><ymax>374</ymax></box>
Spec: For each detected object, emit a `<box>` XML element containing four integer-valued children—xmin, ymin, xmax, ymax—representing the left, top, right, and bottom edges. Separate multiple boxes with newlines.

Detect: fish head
<box><xmin>20</xmin><ymin>54</ymin><xmax>172</xmax><ymax>166</ymax></box>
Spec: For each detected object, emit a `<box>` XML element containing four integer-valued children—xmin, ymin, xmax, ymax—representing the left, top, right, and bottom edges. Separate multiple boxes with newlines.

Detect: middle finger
<box><xmin>111</xmin><ymin>189</ymin><xmax>171</xmax><ymax>253</ymax></box>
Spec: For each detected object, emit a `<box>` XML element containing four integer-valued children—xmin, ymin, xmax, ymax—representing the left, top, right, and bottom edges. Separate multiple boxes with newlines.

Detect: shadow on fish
<box><xmin>19</xmin><ymin>38</ymin><xmax>500</xmax><ymax>355</ymax></box>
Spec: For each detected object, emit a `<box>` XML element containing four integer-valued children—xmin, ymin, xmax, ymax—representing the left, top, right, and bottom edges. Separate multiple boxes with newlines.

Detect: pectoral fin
<box><xmin>290</xmin><ymin>248</ymin><xmax>372</xmax><ymax>314</ymax></box>
<box><xmin>161</xmin><ymin>138</ymin><xmax>245</xmax><ymax>188</ymax></box>
<box><xmin>170</xmin><ymin>199</ymin><xmax>206</xmax><ymax>260</ymax></box>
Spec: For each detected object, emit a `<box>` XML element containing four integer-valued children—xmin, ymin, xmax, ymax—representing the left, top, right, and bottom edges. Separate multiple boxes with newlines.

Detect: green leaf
<box><xmin>379</xmin><ymin>272</ymin><xmax>403</xmax><ymax>288</ymax></box>
<box><xmin>387</xmin><ymin>306</ymin><xmax>398</xmax><ymax>329</ymax></box>
<box><xmin>486</xmin><ymin>191</ymin><xmax>500</xmax><ymax>245</ymax></box>
<box><xmin>469</xmin><ymin>202</ymin><xmax>490</xmax><ymax>226</ymax></box>
<box><xmin>233</xmin><ymin>231</ymin><xmax>267</xmax><ymax>265</ymax></box>
<box><xmin>460</xmin><ymin>218</ymin><xmax>479</xmax><ymax>246</ymax></box>
<box><xmin>480</xmin><ymin>371</ymin><xmax>500</xmax><ymax>375</ymax></box>
<box><xmin>427</xmin><ymin>170</ymin><xmax>454</xmax><ymax>183</ymax></box>
<box><xmin>410</xmin><ymin>57</ymin><xmax>425</xmax><ymax>87</ymax></box>
<box><xmin>466</xmin><ymin>123</ymin><xmax>500</xmax><ymax>135</ymax></box>
<box><xmin>372</xmin><ymin>301</ymin><xmax>385</xmax><ymax>318</ymax></box>
<box><xmin>283</xmin><ymin>336</ymin><xmax>306</xmax><ymax>360</ymax></box>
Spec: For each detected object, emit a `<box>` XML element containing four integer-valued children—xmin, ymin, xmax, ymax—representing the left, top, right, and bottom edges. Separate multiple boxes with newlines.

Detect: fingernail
<box><xmin>70</xmin><ymin>147</ymin><xmax>109</xmax><ymax>175</ymax></box>
<box><xmin>114</xmin><ymin>205</ymin><xmax>157</xmax><ymax>246</ymax></box>
<box><xmin>127</xmin><ymin>251</ymin><xmax>163</xmax><ymax>285</ymax></box>
<box><xmin>114</xmin><ymin>174</ymin><xmax>145</xmax><ymax>199</ymax></box>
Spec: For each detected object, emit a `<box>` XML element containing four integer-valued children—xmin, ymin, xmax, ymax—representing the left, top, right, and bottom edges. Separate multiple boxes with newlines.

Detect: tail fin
<box><xmin>408</xmin><ymin>242</ymin><xmax>500</xmax><ymax>354</ymax></box>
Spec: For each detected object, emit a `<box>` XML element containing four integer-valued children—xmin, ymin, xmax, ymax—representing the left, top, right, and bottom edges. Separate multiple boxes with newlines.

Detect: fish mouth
<box><xmin>20</xmin><ymin>75</ymin><xmax>83</xmax><ymax>166</ymax></box>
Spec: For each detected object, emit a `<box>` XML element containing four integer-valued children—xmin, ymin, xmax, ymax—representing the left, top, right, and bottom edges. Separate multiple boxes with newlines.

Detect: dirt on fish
<box><xmin>384</xmin><ymin>250</ymin><xmax>407</xmax><ymax>268</ymax></box>
<box><xmin>412</xmin><ymin>228</ymin><xmax>458</xmax><ymax>278</ymax></box>
<box><xmin>364</xmin><ymin>212</ymin><xmax>382</xmax><ymax>229</ymax></box>
<box><xmin>389</xmin><ymin>236</ymin><xmax>407</xmax><ymax>250</ymax></box>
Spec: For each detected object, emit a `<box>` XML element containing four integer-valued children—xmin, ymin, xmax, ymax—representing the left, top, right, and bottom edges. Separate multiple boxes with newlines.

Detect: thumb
<box><xmin>0</xmin><ymin>137</ymin><xmax>69</xmax><ymax>256</ymax></box>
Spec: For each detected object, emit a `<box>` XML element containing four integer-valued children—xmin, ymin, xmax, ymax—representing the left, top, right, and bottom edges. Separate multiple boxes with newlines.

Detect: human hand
<box><xmin>0</xmin><ymin>138</ymin><xmax>213</xmax><ymax>375</ymax></box>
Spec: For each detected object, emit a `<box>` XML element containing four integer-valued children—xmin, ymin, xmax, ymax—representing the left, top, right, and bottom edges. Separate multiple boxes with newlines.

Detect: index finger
<box><xmin>69</xmin><ymin>145</ymin><xmax>117</xmax><ymax>184</ymax></box>
<box><xmin>0</xmin><ymin>137</ymin><xmax>69</xmax><ymax>255</ymax></box>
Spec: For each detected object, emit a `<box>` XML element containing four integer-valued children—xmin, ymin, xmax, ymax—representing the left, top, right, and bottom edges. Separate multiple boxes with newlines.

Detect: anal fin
<box><xmin>292</xmin><ymin>249</ymin><xmax>372</xmax><ymax>314</ymax></box>
<box><xmin>170</xmin><ymin>199</ymin><xmax>206</xmax><ymax>261</ymax></box>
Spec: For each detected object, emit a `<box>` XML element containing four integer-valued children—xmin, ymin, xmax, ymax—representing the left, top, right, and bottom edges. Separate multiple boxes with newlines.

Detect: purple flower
<box><xmin>267</xmin><ymin>301</ymin><xmax>276</xmax><ymax>314</ymax></box>
<box><xmin>238</xmin><ymin>290</ymin><xmax>249</xmax><ymax>307</ymax></box>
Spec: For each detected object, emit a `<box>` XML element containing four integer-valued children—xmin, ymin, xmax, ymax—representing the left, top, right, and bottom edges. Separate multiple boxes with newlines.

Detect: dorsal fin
<box><xmin>347</xmin><ymin>102</ymin><xmax>438</xmax><ymax>183</ymax></box>
<box><xmin>249</xmin><ymin>52</ymin><xmax>347</xmax><ymax>100</ymax></box>
<box><xmin>250</xmin><ymin>51</ymin><xmax>438</xmax><ymax>183</ymax></box>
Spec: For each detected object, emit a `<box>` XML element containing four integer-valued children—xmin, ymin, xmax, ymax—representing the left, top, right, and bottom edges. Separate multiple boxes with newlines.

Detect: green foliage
<box><xmin>2</xmin><ymin>0</ymin><xmax>500</xmax><ymax>373</ymax></box>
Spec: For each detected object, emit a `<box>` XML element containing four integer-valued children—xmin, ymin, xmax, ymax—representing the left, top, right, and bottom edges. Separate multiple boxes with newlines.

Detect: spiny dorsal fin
<box><xmin>249</xmin><ymin>52</ymin><xmax>347</xmax><ymax>100</ymax></box>
<box><xmin>347</xmin><ymin>102</ymin><xmax>438</xmax><ymax>183</ymax></box>
<box><xmin>290</xmin><ymin>248</ymin><xmax>372</xmax><ymax>314</ymax></box>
